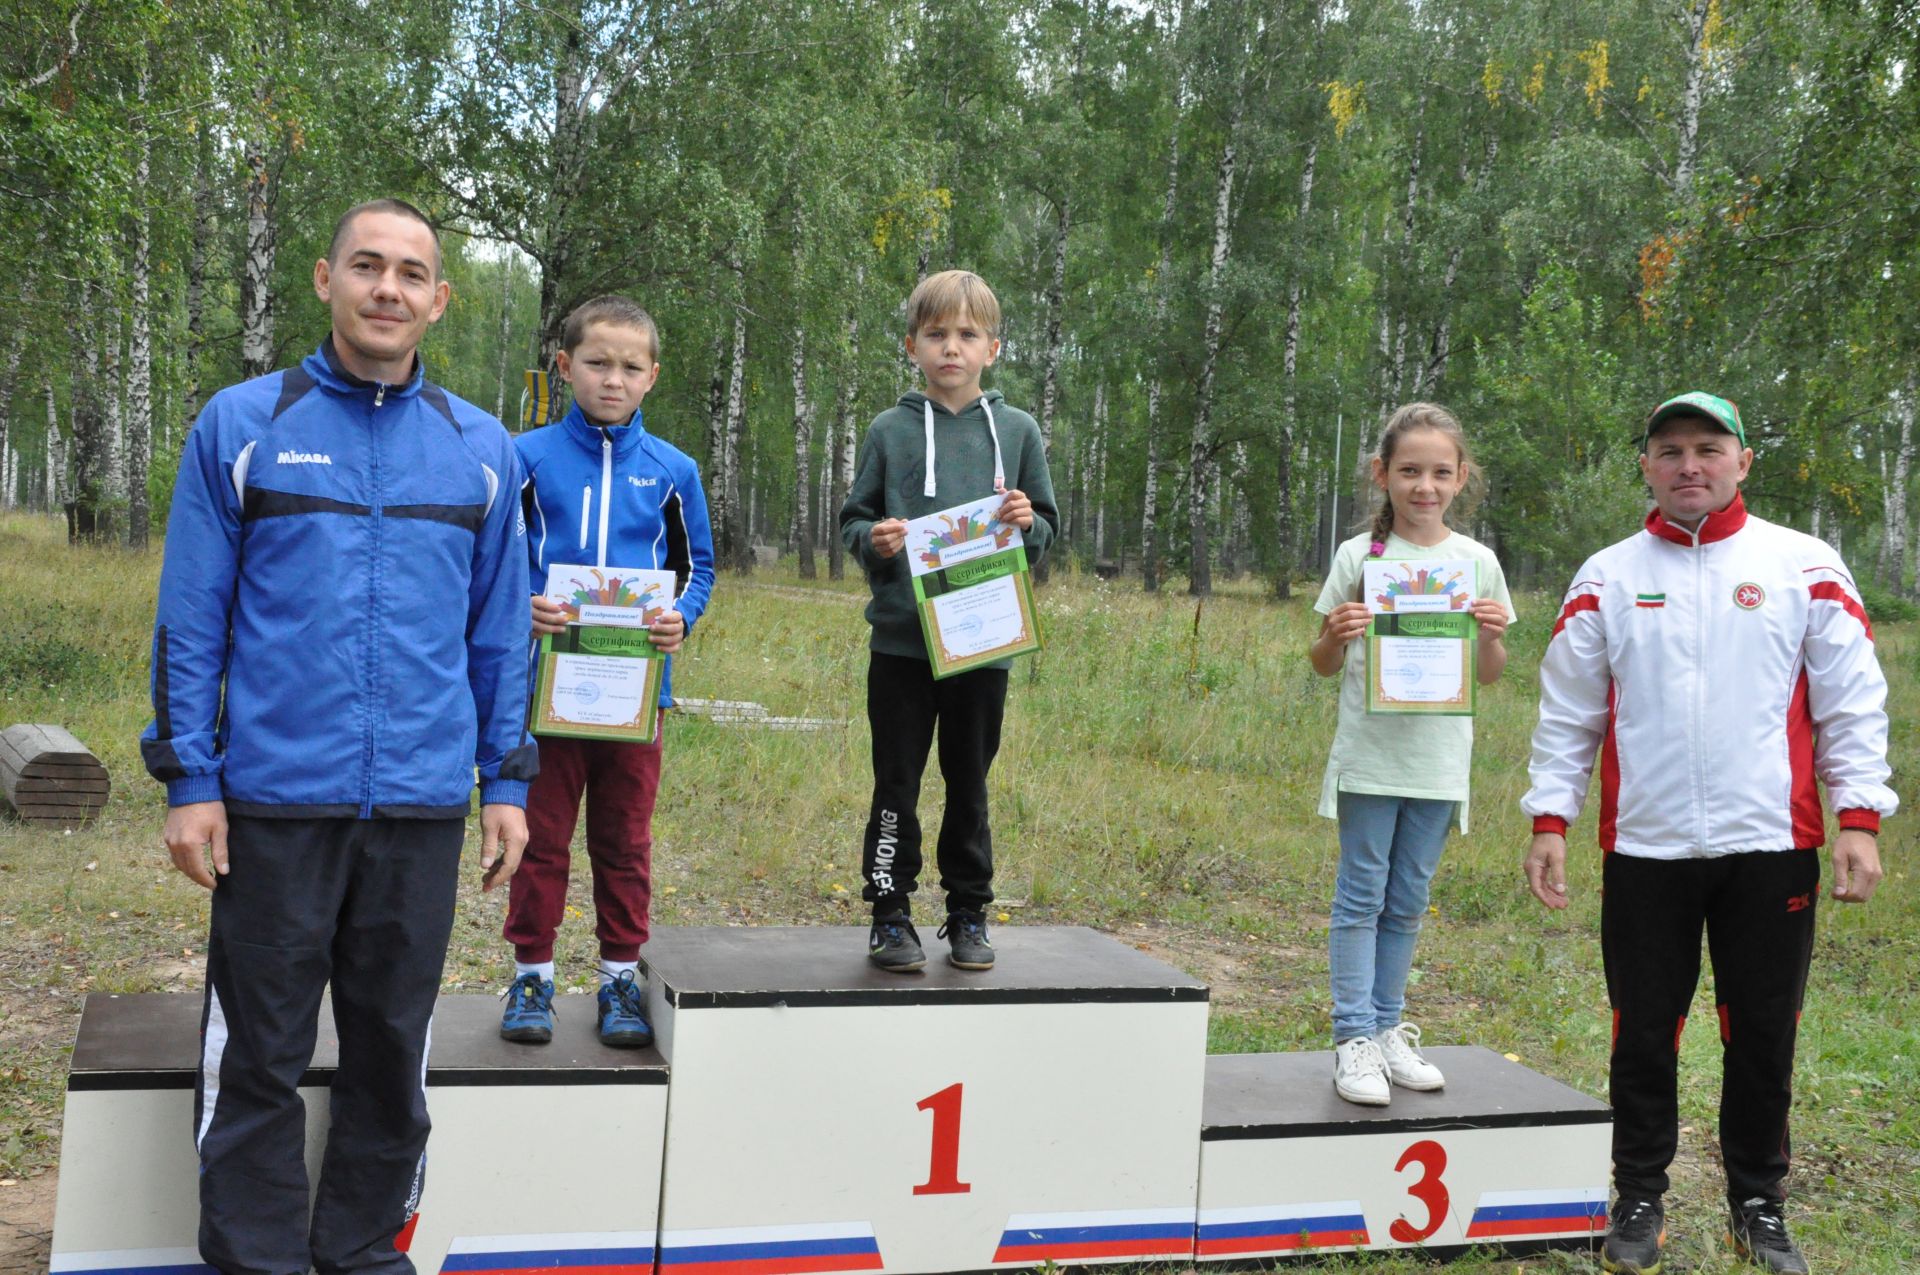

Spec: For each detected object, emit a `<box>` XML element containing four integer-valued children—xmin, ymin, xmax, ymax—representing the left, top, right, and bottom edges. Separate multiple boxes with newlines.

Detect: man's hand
<box><xmin>648</xmin><ymin>609</ymin><xmax>686</xmax><ymax>654</ymax></box>
<box><xmin>871</xmin><ymin>518</ymin><xmax>907</xmax><ymax>558</ymax></box>
<box><xmin>164</xmin><ymin>801</ymin><xmax>230</xmax><ymax>890</ymax></box>
<box><xmin>480</xmin><ymin>803</ymin><xmax>528</xmax><ymax>892</ymax></box>
<box><xmin>1524</xmin><ymin>831</ymin><xmax>1571</xmax><ymax>909</ymax></box>
<box><xmin>531</xmin><ymin>593</ymin><xmax>569</xmax><ymax>636</ymax></box>
<box><xmin>1831</xmin><ymin>828</ymin><xmax>1883</xmax><ymax>904</ymax></box>
<box><xmin>996</xmin><ymin>487</ymin><xmax>1035</xmax><ymax>531</ymax></box>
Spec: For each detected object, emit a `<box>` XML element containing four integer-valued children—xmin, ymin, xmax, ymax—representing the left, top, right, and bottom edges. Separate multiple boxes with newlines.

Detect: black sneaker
<box><xmin>1602</xmin><ymin>1195</ymin><xmax>1666</xmax><ymax>1273</ymax></box>
<box><xmin>868</xmin><ymin>913</ymin><xmax>926</xmax><ymax>973</ymax></box>
<box><xmin>939</xmin><ymin>911</ymin><xmax>995</xmax><ymax>970</ymax></box>
<box><xmin>1729</xmin><ymin>1197</ymin><xmax>1809</xmax><ymax>1273</ymax></box>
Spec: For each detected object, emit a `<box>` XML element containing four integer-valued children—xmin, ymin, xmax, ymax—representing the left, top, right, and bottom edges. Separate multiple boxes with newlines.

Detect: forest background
<box><xmin>4</xmin><ymin>0</ymin><xmax>1919</xmax><ymax>599</ymax></box>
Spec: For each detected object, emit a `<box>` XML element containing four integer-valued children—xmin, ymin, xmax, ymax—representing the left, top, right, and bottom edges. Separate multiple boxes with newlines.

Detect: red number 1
<box><xmin>1388</xmin><ymin>1138</ymin><xmax>1450</xmax><ymax>1243</ymax></box>
<box><xmin>913</xmin><ymin>1082</ymin><xmax>972</xmax><ymax>1195</ymax></box>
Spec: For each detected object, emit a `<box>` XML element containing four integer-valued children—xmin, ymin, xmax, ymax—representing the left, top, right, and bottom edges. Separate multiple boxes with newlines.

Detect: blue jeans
<box><xmin>1329</xmin><ymin>791</ymin><xmax>1456</xmax><ymax>1043</ymax></box>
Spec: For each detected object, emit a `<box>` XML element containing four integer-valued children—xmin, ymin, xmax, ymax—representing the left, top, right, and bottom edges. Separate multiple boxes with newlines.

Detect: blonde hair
<box><xmin>1364</xmin><ymin>402</ymin><xmax>1482</xmax><ymax>554</ymax></box>
<box><xmin>905</xmin><ymin>270</ymin><xmax>1002</xmax><ymax>340</ymax></box>
<box><xmin>561</xmin><ymin>295</ymin><xmax>660</xmax><ymax>363</ymax></box>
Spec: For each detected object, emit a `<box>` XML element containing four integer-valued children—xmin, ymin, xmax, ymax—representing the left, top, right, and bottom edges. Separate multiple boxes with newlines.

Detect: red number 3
<box><xmin>1389</xmin><ymin>1138</ymin><xmax>1450</xmax><ymax>1243</ymax></box>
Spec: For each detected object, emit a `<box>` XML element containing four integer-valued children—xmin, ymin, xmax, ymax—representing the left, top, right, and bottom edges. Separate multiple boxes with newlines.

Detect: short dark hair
<box><xmin>328</xmin><ymin>199</ymin><xmax>442</xmax><ymax>276</ymax></box>
<box><xmin>561</xmin><ymin>295</ymin><xmax>660</xmax><ymax>362</ymax></box>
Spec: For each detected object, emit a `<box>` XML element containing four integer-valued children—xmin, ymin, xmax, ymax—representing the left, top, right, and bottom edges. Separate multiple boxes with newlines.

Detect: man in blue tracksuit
<box><xmin>142</xmin><ymin>199</ymin><xmax>537</xmax><ymax>1275</ymax></box>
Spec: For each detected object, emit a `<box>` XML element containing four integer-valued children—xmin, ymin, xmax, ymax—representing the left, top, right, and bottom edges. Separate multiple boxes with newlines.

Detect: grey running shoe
<box><xmin>939</xmin><ymin>911</ymin><xmax>995</xmax><ymax>970</ymax></box>
<box><xmin>868</xmin><ymin>913</ymin><xmax>926</xmax><ymax>973</ymax></box>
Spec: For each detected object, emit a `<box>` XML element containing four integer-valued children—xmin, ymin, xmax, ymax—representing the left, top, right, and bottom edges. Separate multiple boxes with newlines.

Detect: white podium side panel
<box><xmin>645</xmin><ymin>926</ymin><xmax>1210</xmax><ymax>1275</ymax></box>
<box><xmin>49</xmin><ymin>1087</ymin><xmax>326</xmax><ymax>1275</ymax></box>
<box><xmin>47</xmin><ymin>994</ymin><xmax>669</xmax><ymax>1275</ymax></box>
<box><xmin>1196</xmin><ymin>1048</ymin><xmax>1611</xmax><ymax>1261</ymax></box>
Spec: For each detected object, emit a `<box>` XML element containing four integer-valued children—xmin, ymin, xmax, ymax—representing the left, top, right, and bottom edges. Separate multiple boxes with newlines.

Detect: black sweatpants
<box><xmin>1601</xmin><ymin>848</ymin><xmax>1819</xmax><ymax>1206</ymax></box>
<box><xmin>860</xmin><ymin>651</ymin><xmax>1008</xmax><ymax>918</ymax></box>
<box><xmin>197</xmin><ymin>815</ymin><xmax>464</xmax><ymax>1275</ymax></box>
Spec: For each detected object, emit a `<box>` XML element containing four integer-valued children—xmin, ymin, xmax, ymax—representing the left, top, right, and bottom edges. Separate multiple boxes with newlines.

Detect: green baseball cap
<box><xmin>1641</xmin><ymin>391</ymin><xmax>1745</xmax><ymax>446</ymax></box>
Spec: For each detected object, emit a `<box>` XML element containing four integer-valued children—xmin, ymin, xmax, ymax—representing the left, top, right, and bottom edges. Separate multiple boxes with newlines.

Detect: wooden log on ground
<box><xmin>0</xmin><ymin>723</ymin><xmax>111</xmax><ymax>827</ymax></box>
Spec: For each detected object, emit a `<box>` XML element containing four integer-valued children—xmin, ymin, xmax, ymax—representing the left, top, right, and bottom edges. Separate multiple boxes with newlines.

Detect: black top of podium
<box><xmin>67</xmin><ymin>993</ymin><xmax>667</xmax><ymax>1092</ymax></box>
<box><xmin>1202</xmin><ymin>1047</ymin><xmax>1609</xmax><ymax>1139</ymax></box>
<box><xmin>641</xmin><ymin>925</ymin><xmax>1211</xmax><ymax>1008</ymax></box>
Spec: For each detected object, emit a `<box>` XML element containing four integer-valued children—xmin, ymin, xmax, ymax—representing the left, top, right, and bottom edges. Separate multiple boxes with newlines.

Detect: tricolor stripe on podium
<box><xmin>1196</xmin><ymin>1201</ymin><xmax>1370</xmax><ymax>1255</ymax></box>
<box><xmin>51</xmin><ymin>1248</ymin><xmax>215</xmax><ymax>1275</ymax></box>
<box><xmin>656</xmin><ymin>1221</ymin><xmax>883</xmax><ymax>1274</ymax></box>
<box><xmin>439</xmin><ymin>1232</ymin><xmax>656</xmax><ymax>1274</ymax></box>
<box><xmin>991</xmin><ymin>1207</ymin><xmax>1197</xmax><ymax>1262</ymax></box>
<box><xmin>1463</xmin><ymin>1188</ymin><xmax>1608</xmax><ymax>1239</ymax></box>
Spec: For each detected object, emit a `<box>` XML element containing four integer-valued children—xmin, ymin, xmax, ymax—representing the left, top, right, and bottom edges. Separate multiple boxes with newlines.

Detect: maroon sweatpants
<box><xmin>505</xmin><ymin>726</ymin><xmax>663</xmax><ymax>963</ymax></box>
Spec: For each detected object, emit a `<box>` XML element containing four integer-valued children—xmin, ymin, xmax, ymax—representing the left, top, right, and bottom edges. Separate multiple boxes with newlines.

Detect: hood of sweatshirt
<box><xmin>896</xmin><ymin>388</ymin><xmax>1007</xmax><ymax>497</ymax></box>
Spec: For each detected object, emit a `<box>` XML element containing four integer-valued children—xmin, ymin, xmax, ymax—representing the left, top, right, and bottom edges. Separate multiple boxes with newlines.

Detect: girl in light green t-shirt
<box><xmin>1306</xmin><ymin>403</ymin><xmax>1515</xmax><ymax>1107</ymax></box>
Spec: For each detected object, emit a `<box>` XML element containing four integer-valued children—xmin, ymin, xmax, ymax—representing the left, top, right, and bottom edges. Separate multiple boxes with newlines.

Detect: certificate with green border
<box><xmin>905</xmin><ymin>497</ymin><xmax>1043</xmax><ymax>679</ymax></box>
<box><xmin>1359</xmin><ymin>556</ymin><xmax>1474</xmax><ymax>718</ymax></box>
<box><xmin>531</xmin><ymin>624</ymin><xmax>664</xmax><ymax>742</ymax></box>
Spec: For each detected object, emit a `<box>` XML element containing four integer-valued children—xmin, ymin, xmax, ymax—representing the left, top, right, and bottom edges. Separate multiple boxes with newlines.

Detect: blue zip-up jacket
<box><xmin>516</xmin><ymin>402</ymin><xmax>715</xmax><ymax>707</ymax></box>
<box><xmin>141</xmin><ymin>340</ymin><xmax>538</xmax><ymax>816</ymax></box>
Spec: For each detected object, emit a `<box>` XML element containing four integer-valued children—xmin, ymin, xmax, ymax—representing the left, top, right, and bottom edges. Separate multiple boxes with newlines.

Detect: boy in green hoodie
<box><xmin>838</xmin><ymin>270</ymin><xmax>1059</xmax><ymax>972</ymax></box>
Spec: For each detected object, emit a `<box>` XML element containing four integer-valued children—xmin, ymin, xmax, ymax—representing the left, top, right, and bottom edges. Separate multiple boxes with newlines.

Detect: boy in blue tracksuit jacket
<box><xmin>142</xmin><ymin>201</ymin><xmax>536</xmax><ymax>1274</ymax></box>
<box><xmin>499</xmin><ymin>295</ymin><xmax>715</xmax><ymax>1048</ymax></box>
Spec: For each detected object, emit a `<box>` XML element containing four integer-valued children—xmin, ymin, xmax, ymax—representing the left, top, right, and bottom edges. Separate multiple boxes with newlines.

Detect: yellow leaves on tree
<box><xmin>1323</xmin><ymin>80</ymin><xmax>1364</xmax><ymax>138</ymax></box>
<box><xmin>870</xmin><ymin>185</ymin><xmax>952</xmax><ymax>256</ymax></box>
<box><xmin>1481</xmin><ymin>58</ymin><xmax>1505</xmax><ymax>106</ymax></box>
<box><xmin>1575</xmin><ymin>41</ymin><xmax>1611</xmax><ymax>116</ymax></box>
<box><xmin>1637</xmin><ymin>230</ymin><xmax>1693</xmax><ymax>319</ymax></box>
<box><xmin>1703</xmin><ymin>0</ymin><xmax>1727</xmax><ymax>60</ymax></box>
<box><xmin>1523</xmin><ymin>55</ymin><xmax>1549</xmax><ymax>105</ymax></box>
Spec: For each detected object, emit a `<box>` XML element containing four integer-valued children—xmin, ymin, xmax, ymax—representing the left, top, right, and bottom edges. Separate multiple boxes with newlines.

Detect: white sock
<box><xmin>598</xmin><ymin>959</ymin><xmax>639</xmax><ymax>986</ymax></box>
<box><xmin>515</xmin><ymin>961</ymin><xmax>555</xmax><ymax>983</ymax></box>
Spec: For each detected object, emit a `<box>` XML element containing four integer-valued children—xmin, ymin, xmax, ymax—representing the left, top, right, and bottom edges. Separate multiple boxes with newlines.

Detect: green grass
<box><xmin>2</xmin><ymin>511</ymin><xmax>1917</xmax><ymax>1271</ymax></box>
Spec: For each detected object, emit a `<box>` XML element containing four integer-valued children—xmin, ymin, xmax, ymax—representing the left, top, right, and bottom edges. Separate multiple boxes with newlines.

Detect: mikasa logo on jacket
<box><xmin>277</xmin><ymin>450</ymin><xmax>332</xmax><ymax>465</ymax></box>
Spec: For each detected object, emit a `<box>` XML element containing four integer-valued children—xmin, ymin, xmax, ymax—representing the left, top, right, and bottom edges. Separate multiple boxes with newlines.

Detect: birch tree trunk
<box><xmin>1188</xmin><ymin>86</ymin><xmax>1244</xmax><ymax>598</ymax></box>
<box><xmin>45</xmin><ymin>384</ymin><xmax>62</xmax><ymax>512</ymax></box>
<box><xmin>1673</xmin><ymin>0</ymin><xmax>1711</xmax><ymax>202</ymax></box>
<box><xmin>1141</xmin><ymin>119</ymin><xmax>1181</xmax><ymax>591</ymax></box>
<box><xmin>1090</xmin><ymin>380</ymin><xmax>1108</xmax><ymax>561</ymax></box>
<box><xmin>537</xmin><ymin>2</ymin><xmax>589</xmax><ymax>368</ymax></box>
<box><xmin>791</xmin><ymin>315</ymin><xmax>816</xmax><ymax>579</ymax></box>
<box><xmin>723</xmin><ymin>305</ymin><xmax>750</xmax><ymax>573</ymax></box>
<box><xmin>71</xmin><ymin>304</ymin><xmax>112</xmax><ymax>542</ymax></box>
<box><xmin>1274</xmin><ymin>139</ymin><xmax>1316</xmax><ymax>598</ymax></box>
<box><xmin>1038</xmin><ymin>196</ymin><xmax>1071</xmax><ymax>456</ymax></box>
<box><xmin>828</xmin><ymin>273</ymin><xmax>863</xmax><ymax>581</ymax></box>
<box><xmin>240</xmin><ymin>97</ymin><xmax>275</xmax><ymax>381</ymax></box>
<box><xmin>1890</xmin><ymin>379</ymin><xmax>1915</xmax><ymax>594</ymax></box>
<box><xmin>494</xmin><ymin>257</ymin><xmax>515</xmax><ymax>424</ymax></box>
<box><xmin>126</xmin><ymin>64</ymin><xmax>154</xmax><ymax>549</ymax></box>
<box><xmin>1421</xmin><ymin>132</ymin><xmax>1497</xmax><ymax>395</ymax></box>
<box><xmin>184</xmin><ymin>122</ymin><xmax>214</xmax><ymax>444</ymax></box>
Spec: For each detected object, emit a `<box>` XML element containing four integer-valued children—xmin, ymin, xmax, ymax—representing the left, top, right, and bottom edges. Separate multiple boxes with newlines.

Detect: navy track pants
<box><xmin>196</xmin><ymin>815</ymin><xmax>464</xmax><ymax>1275</ymax></box>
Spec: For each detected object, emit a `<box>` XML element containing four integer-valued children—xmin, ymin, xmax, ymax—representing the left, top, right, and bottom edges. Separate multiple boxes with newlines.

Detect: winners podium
<box><xmin>49</xmin><ymin>927</ymin><xmax>1607</xmax><ymax>1273</ymax></box>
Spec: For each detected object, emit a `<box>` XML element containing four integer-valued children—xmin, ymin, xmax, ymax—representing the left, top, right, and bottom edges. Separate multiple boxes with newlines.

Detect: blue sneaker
<box><xmin>596</xmin><ymin>969</ymin><xmax>654</xmax><ymax>1048</ymax></box>
<box><xmin>499</xmin><ymin>972</ymin><xmax>555</xmax><ymax>1044</ymax></box>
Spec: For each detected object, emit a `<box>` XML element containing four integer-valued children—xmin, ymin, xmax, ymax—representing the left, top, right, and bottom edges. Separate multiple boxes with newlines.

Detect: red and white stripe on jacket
<box><xmin>1523</xmin><ymin>493</ymin><xmax>1896</xmax><ymax>859</ymax></box>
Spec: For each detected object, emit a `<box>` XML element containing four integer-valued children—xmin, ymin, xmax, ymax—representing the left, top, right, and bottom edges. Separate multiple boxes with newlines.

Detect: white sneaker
<box><xmin>1333</xmin><ymin>1036</ymin><xmax>1391</xmax><ymax>1106</ymax></box>
<box><xmin>1374</xmin><ymin>1022</ymin><xmax>1445</xmax><ymax>1091</ymax></box>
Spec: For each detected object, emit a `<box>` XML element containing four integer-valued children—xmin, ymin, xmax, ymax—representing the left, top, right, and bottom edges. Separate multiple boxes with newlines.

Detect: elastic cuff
<box><xmin>1532</xmin><ymin>814</ymin><xmax>1570</xmax><ymax>836</ymax></box>
<box><xmin>479</xmin><ymin>779</ymin><xmax>529</xmax><ymax>808</ymax></box>
<box><xmin>1836</xmin><ymin>808</ymin><xmax>1881</xmax><ymax>833</ymax></box>
<box><xmin>166</xmin><ymin>774</ymin><xmax>225</xmax><ymax>806</ymax></box>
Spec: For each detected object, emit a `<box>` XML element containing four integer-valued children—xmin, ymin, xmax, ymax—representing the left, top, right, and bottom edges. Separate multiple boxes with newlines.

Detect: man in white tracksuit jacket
<box><xmin>1521</xmin><ymin>392</ymin><xmax>1893</xmax><ymax>1275</ymax></box>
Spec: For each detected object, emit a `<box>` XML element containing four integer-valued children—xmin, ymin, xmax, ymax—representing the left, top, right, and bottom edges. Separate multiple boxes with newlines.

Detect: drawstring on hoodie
<box><xmin>923</xmin><ymin>396</ymin><xmax>1004</xmax><ymax>498</ymax></box>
